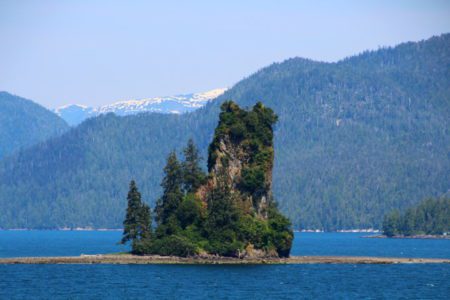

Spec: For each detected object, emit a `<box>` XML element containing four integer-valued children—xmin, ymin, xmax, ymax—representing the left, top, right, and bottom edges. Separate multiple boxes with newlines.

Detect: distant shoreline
<box><xmin>296</xmin><ymin>229</ymin><xmax>380</xmax><ymax>233</ymax></box>
<box><xmin>363</xmin><ymin>234</ymin><xmax>450</xmax><ymax>240</ymax></box>
<box><xmin>1</xmin><ymin>228</ymin><xmax>379</xmax><ymax>233</ymax></box>
<box><xmin>0</xmin><ymin>254</ymin><xmax>448</xmax><ymax>265</ymax></box>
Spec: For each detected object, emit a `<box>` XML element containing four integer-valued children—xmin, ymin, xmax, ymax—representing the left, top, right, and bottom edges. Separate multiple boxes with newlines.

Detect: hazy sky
<box><xmin>1</xmin><ymin>0</ymin><xmax>449</xmax><ymax>108</ymax></box>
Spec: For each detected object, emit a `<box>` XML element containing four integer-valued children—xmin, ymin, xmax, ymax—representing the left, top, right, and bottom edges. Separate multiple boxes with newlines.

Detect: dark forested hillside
<box><xmin>0</xmin><ymin>92</ymin><xmax>69</xmax><ymax>160</ymax></box>
<box><xmin>0</xmin><ymin>34</ymin><xmax>449</xmax><ymax>229</ymax></box>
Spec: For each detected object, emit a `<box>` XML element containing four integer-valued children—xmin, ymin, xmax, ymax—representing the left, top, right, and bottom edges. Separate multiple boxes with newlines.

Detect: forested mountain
<box><xmin>0</xmin><ymin>92</ymin><xmax>69</xmax><ymax>160</ymax></box>
<box><xmin>0</xmin><ymin>34</ymin><xmax>449</xmax><ymax>230</ymax></box>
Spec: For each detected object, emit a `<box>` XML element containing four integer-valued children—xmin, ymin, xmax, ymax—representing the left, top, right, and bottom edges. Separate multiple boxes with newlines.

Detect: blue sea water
<box><xmin>0</xmin><ymin>231</ymin><xmax>449</xmax><ymax>299</ymax></box>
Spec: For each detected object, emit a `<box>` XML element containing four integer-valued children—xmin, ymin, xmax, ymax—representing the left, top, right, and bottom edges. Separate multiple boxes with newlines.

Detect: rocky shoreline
<box><xmin>1</xmin><ymin>254</ymin><xmax>449</xmax><ymax>265</ymax></box>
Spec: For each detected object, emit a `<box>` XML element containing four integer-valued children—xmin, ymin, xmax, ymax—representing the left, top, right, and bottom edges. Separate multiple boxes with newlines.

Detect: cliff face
<box><xmin>198</xmin><ymin>101</ymin><xmax>277</xmax><ymax>219</ymax></box>
<box><xmin>195</xmin><ymin>101</ymin><xmax>293</xmax><ymax>257</ymax></box>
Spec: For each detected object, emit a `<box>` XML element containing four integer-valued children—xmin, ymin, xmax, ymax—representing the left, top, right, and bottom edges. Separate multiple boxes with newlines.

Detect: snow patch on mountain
<box><xmin>54</xmin><ymin>88</ymin><xmax>226</xmax><ymax>126</ymax></box>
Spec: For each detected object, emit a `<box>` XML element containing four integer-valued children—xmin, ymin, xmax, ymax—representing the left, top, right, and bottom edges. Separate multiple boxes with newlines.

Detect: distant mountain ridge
<box><xmin>0</xmin><ymin>92</ymin><xmax>69</xmax><ymax>160</ymax></box>
<box><xmin>54</xmin><ymin>88</ymin><xmax>226</xmax><ymax>126</ymax></box>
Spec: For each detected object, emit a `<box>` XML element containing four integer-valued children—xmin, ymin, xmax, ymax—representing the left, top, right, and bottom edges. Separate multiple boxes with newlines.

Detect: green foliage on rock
<box><xmin>267</xmin><ymin>204</ymin><xmax>294</xmax><ymax>257</ymax></box>
<box><xmin>208</xmin><ymin>101</ymin><xmax>277</xmax><ymax>208</ymax></box>
<box><xmin>123</xmin><ymin>103</ymin><xmax>293</xmax><ymax>257</ymax></box>
<box><xmin>208</xmin><ymin>101</ymin><xmax>277</xmax><ymax>174</ymax></box>
<box><xmin>382</xmin><ymin>197</ymin><xmax>450</xmax><ymax>237</ymax></box>
<box><xmin>240</xmin><ymin>167</ymin><xmax>266</xmax><ymax>195</ymax></box>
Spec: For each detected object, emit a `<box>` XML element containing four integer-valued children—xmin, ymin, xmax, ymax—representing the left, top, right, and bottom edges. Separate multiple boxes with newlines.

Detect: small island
<box><xmin>120</xmin><ymin>101</ymin><xmax>294</xmax><ymax>258</ymax></box>
<box><xmin>379</xmin><ymin>197</ymin><xmax>450</xmax><ymax>239</ymax></box>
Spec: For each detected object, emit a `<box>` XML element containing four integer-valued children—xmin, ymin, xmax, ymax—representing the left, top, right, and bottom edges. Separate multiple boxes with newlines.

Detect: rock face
<box><xmin>198</xmin><ymin>101</ymin><xmax>278</xmax><ymax>219</ymax></box>
<box><xmin>131</xmin><ymin>100</ymin><xmax>293</xmax><ymax>258</ymax></box>
<box><xmin>193</xmin><ymin>101</ymin><xmax>293</xmax><ymax>258</ymax></box>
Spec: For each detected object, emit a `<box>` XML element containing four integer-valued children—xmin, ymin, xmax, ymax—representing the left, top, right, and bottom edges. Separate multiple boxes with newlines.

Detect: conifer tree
<box><xmin>182</xmin><ymin>138</ymin><xmax>206</xmax><ymax>193</ymax></box>
<box><xmin>138</xmin><ymin>203</ymin><xmax>152</xmax><ymax>240</ymax></box>
<box><xmin>121</xmin><ymin>180</ymin><xmax>153</xmax><ymax>254</ymax></box>
<box><xmin>121</xmin><ymin>180</ymin><xmax>144</xmax><ymax>244</ymax></box>
<box><xmin>155</xmin><ymin>151</ymin><xmax>183</xmax><ymax>226</ymax></box>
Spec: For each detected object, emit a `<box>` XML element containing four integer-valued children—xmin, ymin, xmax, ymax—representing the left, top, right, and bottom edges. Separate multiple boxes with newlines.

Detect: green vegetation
<box><xmin>0</xmin><ymin>34</ymin><xmax>449</xmax><ymax>230</ymax></box>
<box><xmin>121</xmin><ymin>102</ymin><xmax>293</xmax><ymax>257</ymax></box>
<box><xmin>208</xmin><ymin>101</ymin><xmax>277</xmax><ymax>200</ymax></box>
<box><xmin>0</xmin><ymin>92</ymin><xmax>69</xmax><ymax>160</ymax></box>
<box><xmin>182</xmin><ymin>139</ymin><xmax>207</xmax><ymax>193</ymax></box>
<box><xmin>382</xmin><ymin>197</ymin><xmax>450</xmax><ymax>237</ymax></box>
<box><xmin>120</xmin><ymin>180</ymin><xmax>152</xmax><ymax>252</ymax></box>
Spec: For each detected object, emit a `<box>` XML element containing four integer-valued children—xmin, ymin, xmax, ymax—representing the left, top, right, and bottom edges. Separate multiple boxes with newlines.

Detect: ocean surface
<box><xmin>0</xmin><ymin>231</ymin><xmax>449</xmax><ymax>299</ymax></box>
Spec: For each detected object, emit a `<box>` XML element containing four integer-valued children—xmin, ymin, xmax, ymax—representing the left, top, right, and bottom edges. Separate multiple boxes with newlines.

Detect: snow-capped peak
<box><xmin>54</xmin><ymin>103</ymin><xmax>90</xmax><ymax>112</ymax></box>
<box><xmin>54</xmin><ymin>88</ymin><xmax>226</xmax><ymax>126</ymax></box>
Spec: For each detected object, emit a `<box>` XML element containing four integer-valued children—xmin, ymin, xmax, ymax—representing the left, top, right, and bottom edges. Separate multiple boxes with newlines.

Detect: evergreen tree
<box><xmin>138</xmin><ymin>203</ymin><xmax>152</xmax><ymax>240</ymax></box>
<box><xmin>155</xmin><ymin>151</ymin><xmax>184</xmax><ymax>228</ymax></box>
<box><xmin>121</xmin><ymin>180</ymin><xmax>148</xmax><ymax>244</ymax></box>
<box><xmin>182</xmin><ymin>139</ymin><xmax>206</xmax><ymax>193</ymax></box>
<box><xmin>131</xmin><ymin>202</ymin><xmax>153</xmax><ymax>254</ymax></box>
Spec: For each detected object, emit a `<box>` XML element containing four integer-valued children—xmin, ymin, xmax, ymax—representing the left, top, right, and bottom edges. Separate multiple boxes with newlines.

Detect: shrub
<box><xmin>150</xmin><ymin>235</ymin><xmax>198</xmax><ymax>257</ymax></box>
<box><xmin>239</xmin><ymin>167</ymin><xmax>266</xmax><ymax>195</ymax></box>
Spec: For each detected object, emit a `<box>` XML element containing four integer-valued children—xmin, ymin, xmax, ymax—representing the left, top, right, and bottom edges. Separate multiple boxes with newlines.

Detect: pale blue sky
<box><xmin>1</xmin><ymin>0</ymin><xmax>449</xmax><ymax>108</ymax></box>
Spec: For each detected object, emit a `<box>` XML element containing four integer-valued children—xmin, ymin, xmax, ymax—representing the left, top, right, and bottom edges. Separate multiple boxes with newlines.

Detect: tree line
<box><xmin>382</xmin><ymin>197</ymin><xmax>450</xmax><ymax>237</ymax></box>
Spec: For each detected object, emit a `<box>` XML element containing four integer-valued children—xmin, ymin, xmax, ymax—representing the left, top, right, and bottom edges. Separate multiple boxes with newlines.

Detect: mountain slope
<box><xmin>0</xmin><ymin>92</ymin><xmax>69</xmax><ymax>160</ymax></box>
<box><xmin>54</xmin><ymin>89</ymin><xmax>226</xmax><ymax>126</ymax></box>
<box><xmin>0</xmin><ymin>34</ymin><xmax>448</xmax><ymax>229</ymax></box>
